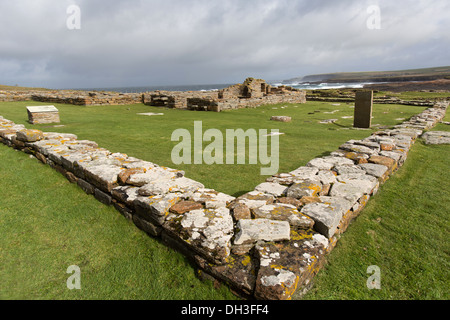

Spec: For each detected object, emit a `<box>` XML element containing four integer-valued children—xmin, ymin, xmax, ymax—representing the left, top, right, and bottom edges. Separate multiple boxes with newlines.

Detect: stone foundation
<box><xmin>0</xmin><ymin>99</ymin><xmax>447</xmax><ymax>300</ymax></box>
<box><xmin>144</xmin><ymin>78</ymin><xmax>307</xmax><ymax>111</ymax></box>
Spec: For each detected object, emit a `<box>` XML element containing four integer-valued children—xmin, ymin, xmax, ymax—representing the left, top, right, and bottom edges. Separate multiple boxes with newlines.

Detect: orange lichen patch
<box><xmin>281</xmin><ymin>275</ymin><xmax>300</xmax><ymax>301</ymax></box>
<box><xmin>344</xmin><ymin>151</ymin><xmax>369</xmax><ymax>164</ymax></box>
<box><xmin>118</xmin><ymin>167</ymin><xmax>146</xmax><ymax>184</ymax></box>
<box><xmin>380</xmin><ymin>143</ymin><xmax>395</xmax><ymax>151</ymax></box>
<box><xmin>300</xmin><ymin>196</ymin><xmax>322</xmax><ymax>206</ymax></box>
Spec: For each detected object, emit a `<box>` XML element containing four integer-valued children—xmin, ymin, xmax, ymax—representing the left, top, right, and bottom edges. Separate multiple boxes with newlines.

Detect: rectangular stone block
<box><xmin>354</xmin><ymin>91</ymin><xmax>373</xmax><ymax>129</ymax></box>
<box><xmin>27</xmin><ymin>106</ymin><xmax>60</xmax><ymax>124</ymax></box>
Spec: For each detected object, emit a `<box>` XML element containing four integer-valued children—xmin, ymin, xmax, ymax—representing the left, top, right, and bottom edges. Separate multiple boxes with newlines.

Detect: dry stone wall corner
<box><xmin>0</xmin><ymin>100</ymin><xmax>447</xmax><ymax>300</ymax></box>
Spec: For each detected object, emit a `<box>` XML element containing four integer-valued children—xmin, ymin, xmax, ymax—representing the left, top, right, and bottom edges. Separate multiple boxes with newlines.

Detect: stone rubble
<box><xmin>0</xmin><ymin>100</ymin><xmax>447</xmax><ymax>300</ymax></box>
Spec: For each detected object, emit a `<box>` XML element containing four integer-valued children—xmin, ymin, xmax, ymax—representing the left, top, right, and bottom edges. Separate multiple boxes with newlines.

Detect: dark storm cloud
<box><xmin>0</xmin><ymin>0</ymin><xmax>449</xmax><ymax>88</ymax></box>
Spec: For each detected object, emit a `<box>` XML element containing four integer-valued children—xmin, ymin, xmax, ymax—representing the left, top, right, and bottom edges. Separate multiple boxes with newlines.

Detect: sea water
<box><xmin>73</xmin><ymin>81</ymin><xmax>377</xmax><ymax>93</ymax></box>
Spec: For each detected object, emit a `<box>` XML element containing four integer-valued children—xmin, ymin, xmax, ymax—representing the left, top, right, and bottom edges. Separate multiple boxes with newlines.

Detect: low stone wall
<box><xmin>307</xmin><ymin>94</ymin><xmax>437</xmax><ymax>106</ymax></box>
<box><xmin>0</xmin><ymin>91</ymin><xmax>35</xmax><ymax>102</ymax></box>
<box><xmin>0</xmin><ymin>90</ymin><xmax>143</xmax><ymax>105</ymax></box>
<box><xmin>31</xmin><ymin>91</ymin><xmax>143</xmax><ymax>106</ymax></box>
<box><xmin>0</xmin><ymin>101</ymin><xmax>447</xmax><ymax>300</ymax></box>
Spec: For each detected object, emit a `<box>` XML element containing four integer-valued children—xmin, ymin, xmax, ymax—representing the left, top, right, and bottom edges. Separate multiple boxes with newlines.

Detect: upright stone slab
<box><xmin>27</xmin><ymin>105</ymin><xmax>60</xmax><ymax>124</ymax></box>
<box><xmin>354</xmin><ymin>91</ymin><xmax>373</xmax><ymax>129</ymax></box>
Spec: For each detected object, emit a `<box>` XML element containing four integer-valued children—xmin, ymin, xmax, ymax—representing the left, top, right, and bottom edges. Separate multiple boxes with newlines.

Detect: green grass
<box><xmin>1</xmin><ymin>100</ymin><xmax>447</xmax><ymax>300</ymax></box>
<box><xmin>295</xmin><ymin>66</ymin><xmax>450</xmax><ymax>83</ymax></box>
<box><xmin>302</xmin><ymin>139</ymin><xmax>450</xmax><ymax>300</ymax></box>
<box><xmin>0</xmin><ymin>143</ymin><xmax>237</xmax><ymax>300</ymax></box>
<box><xmin>374</xmin><ymin>91</ymin><xmax>450</xmax><ymax>101</ymax></box>
<box><xmin>0</xmin><ymin>101</ymin><xmax>427</xmax><ymax>196</ymax></box>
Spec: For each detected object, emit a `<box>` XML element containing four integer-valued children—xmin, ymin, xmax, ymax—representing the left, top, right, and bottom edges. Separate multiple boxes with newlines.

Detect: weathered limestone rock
<box><xmin>286</xmin><ymin>179</ymin><xmax>322</xmax><ymax>199</ymax></box>
<box><xmin>231</xmin><ymin>203</ymin><xmax>252</xmax><ymax>221</ymax></box>
<box><xmin>111</xmin><ymin>185</ymin><xmax>140</xmax><ymax>207</ymax></box>
<box><xmin>133</xmin><ymin>214</ymin><xmax>162</xmax><ymax>237</ymax></box>
<box><xmin>94</xmin><ymin>188</ymin><xmax>113</xmax><ymax>206</ymax></box>
<box><xmin>422</xmin><ymin>131</ymin><xmax>450</xmax><ymax>145</ymax></box>
<box><xmin>169</xmin><ymin>201</ymin><xmax>203</xmax><ymax>215</ymax></box>
<box><xmin>379</xmin><ymin>150</ymin><xmax>403</xmax><ymax>162</ymax></box>
<box><xmin>77</xmin><ymin>178</ymin><xmax>95</xmax><ymax>195</ymax></box>
<box><xmin>134</xmin><ymin>193</ymin><xmax>183</xmax><ymax>226</ymax></box>
<box><xmin>190</xmin><ymin>189</ymin><xmax>236</xmax><ymax>208</ymax></box>
<box><xmin>126</xmin><ymin>167</ymin><xmax>184</xmax><ymax>187</ymax></box>
<box><xmin>254</xmin><ymin>182</ymin><xmax>288</xmax><ymax>197</ymax></box>
<box><xmin>254</xmin><ymin>233</ymin><xmax>329</xmax><ymax>300</ymax></box>
<box><xmin>301</xmin><ymin>196</ymin><xmax>353</xmax><ymax>238</ymax></box>
<box><xmin>234</xmin><ymin>219</ymin><xmax>291</xmax><ymax>245</ymax></box>
<box><xmin>289</xmin><ymin>166</ymin><xmax>319</xmax><ymax>180</ymax></box>
<box><xmin>316</xmin><ymin>170</ymin><xmax>338</xmax><ymax>185</ymax></box>
<box><xmin>368</xmin><ymin>155</ymin><xmax>397</xmax><ymax>174</ymax></box>
<box><xmin>44</xmin><ymin>132</ymin><xmax>78</xmax><ymax>141</ymax></box>
<box><xmin>16</xmin><ymin>129</ymin><xmax>44</xmax><ymax>142</ymax></box>
<box><xmin>307</xmin><ymin>156</ymin><xmax>354</xmax><ymax>170</ymax></box>
<box><xmin>333</xmin><ymin>164</ymin><xmax>367</xmax><ymax>177</ymax></box>
<box><xmin>59</xmin><ymin>151</ymin><xmax>93</xmax><ymax>172</ymax></box>
<box><xmin>138</xmin><ymin>177</ymin><xmax>204</xmax><ymax>196</ymax></box>
<box><xmin>358</xmin><ymin>163</ymin><xmax>389</xmax><ymax>180</ymax></box>
<box><xmin>165</xmin><ymin>207</ymin><xmax>234</xmax><ymax>265</ymax></box>
<box><xmin>329</xmin><ymin>177</ymin><xmax>377</xmax><ymax>204</ymax></box>
<box><xmin>195</xmin><ymin>253</ymin><xmax>257</xmax><ymax>296</ymax></box>
<box><xmin>27</xmin><ymin>105</ymin><xmax>60</xmax><ymax>124</ymax></box>
<box><xmin>118</xmin><ymin>168</ymin><xmax>146</xmax><ymax>184</ymax></box>
<box><xmin>252</xmin><ymin>203</ymin><xmax>314</xmax><ymax>230</ymax></box>
<box><xmin>339</xmin><ymin>142</ymin><xmax>378</xmax><ymax>156</ymax></box>
<box><xmin>233</xmin><ymin>191</ymin><xmax>275</xmax><ymax>212</ymax></box>
<box><xmin>333</xmin><ymin>150</ymin><xmax>370</xmax><ymax>164</ymax></box>
<box><xmin>300</xmin><ymin>196</ymin><xmax>323</xmax><ymax>206</ymax></box>
<box><xmin>271</xmin><ymin>116</ymin><xmax>292</xmax><ymax>123</ymax></box>
<box><xmin>276</xmin><ymin>197</ymin><xmax>303</xmax><ymax>209</ymax></box>
<box><xmin>83</xmin><ymin>164</ymin><xmax>123</xmax><ymax>193</ymax></box>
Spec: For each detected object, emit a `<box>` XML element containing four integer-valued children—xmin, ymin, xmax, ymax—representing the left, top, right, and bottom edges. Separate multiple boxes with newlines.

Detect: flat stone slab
<box><xmin>254</xmin><ymin>233</ymin><xmax>329</xmax><ymax>300</ymax></box>
<box><xmin>255</xmin><ymin>182</ymin><xmax>288</xmax><ymax>197</ymax></box>
<box><xmin>329</xmin><ymin>177</ymin><xmax>377</xmax><ymax>204</ymax></box>
<box><xmin>286</xmin><ymin>180</ymin><xmax>322</xmax><ymax>199</ymax></box>
<box><xmin>27</xmin><ymin>106</ymin><xmax>60</xmax><ymax>124</ymax></box>
<box><xmin>307</xmin><ymin>156</ymin><xmax>354</xmax><ymax>170</ymax></box>
<box><xmin>137</xmin><ymin>113</ymin><xmax>164</xmax><ymax>116</ymax></box>
<box><xmin>138</xmin><ymin>177</ymin><xmax>204</xmax><ymax>196</ymax></box>
<box><xmin>271</xmin><ymin>116</ymin><xmax>292</xmax><ymax>123</ymax></box>
<box><xmin>16</xmin><ymin>129</ymin><xmax>44</xmax><ymax>142</ymax></box>
<box><xmin>358</xmin><ymin>163</ymin><xmax>389</xmax><ymax>179</ymax></box>
<box><xmin>422</xmin><ymin>131</ymin><xmax>450</xmax><ymax>145</ymax></box>
<box><xmin>234</xmin><ymin>219</ymin><xmax>291</xmax><ymax>245</ymax></box>
<box><xmin>252</xmin><ymin>203</ymin><xmax>315</xmax><ymax>230</ymax></box>
<box><xmin>165</xmin><ymin>207</ymin><xmax>234</xmax><ymax>264</ymax></box>
<box><xmin>27</xmin><ymin>105</ymin><xmax>59</xmax><ymax>113</ymax></box>
<box><xmin>301</xmin><ymin>196</ymin><xmax>353</xmax><ymax>238</ymax></box>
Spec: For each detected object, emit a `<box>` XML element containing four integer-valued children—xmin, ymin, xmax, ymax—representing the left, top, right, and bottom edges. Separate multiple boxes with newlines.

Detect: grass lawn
<box><xmin>0</xmin><ymin>143</ymin><xmax>237</xmax><ymax>300</ymax></box>
<box><xmin>302</xmin><ymin>137</ymin><xmax>449</xmax><ymax>300</ymax></box>
<box><xmin>0</xmin><ymin>101</ymin><xmax>427</xmax><ymax>196</ymax></box>
<box><xmin>0</xmin><ymin>100</ymin><xmax>447</xmax><ymax>300</ymax></box>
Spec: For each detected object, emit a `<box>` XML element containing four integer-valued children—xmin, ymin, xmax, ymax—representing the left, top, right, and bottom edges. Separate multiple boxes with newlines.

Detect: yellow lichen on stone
<box><xmin>241</xmin><ymin>255</ymin><xmax>251</xmax><ymax>267</ymax></box>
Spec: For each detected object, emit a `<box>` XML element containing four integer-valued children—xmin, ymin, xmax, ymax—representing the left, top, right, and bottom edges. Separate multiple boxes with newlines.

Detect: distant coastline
<box><xmin>73</xmin><ymin>83</ymin><xmax>234</xmax><ymax>93</ymax></box>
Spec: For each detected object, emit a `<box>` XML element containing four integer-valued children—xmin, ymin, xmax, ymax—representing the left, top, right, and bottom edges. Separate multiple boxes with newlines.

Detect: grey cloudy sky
<box><xmin>1</xmin><ymin>0</ymin><xmax>449</xmax><ymax>88</ymax></box>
